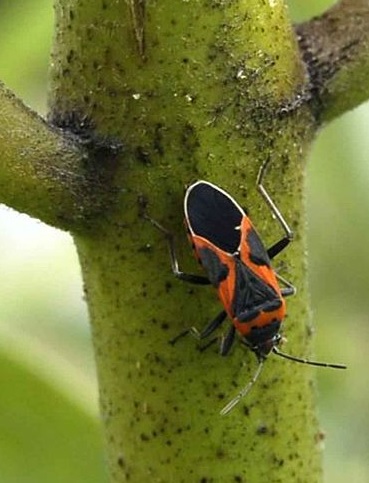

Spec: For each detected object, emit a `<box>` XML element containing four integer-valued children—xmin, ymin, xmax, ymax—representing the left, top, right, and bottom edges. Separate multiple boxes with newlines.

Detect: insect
<box><xmin>145</xmin><ymin>160</ymin><xmax>346</xmax><ymax>415</ymax></box>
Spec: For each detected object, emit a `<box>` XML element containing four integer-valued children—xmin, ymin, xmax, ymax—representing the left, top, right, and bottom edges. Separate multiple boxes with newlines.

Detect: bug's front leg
<box><xmin>257</xmin><ymin>158</ymin><xmax>294</xmax><ymax>260</ymax></box>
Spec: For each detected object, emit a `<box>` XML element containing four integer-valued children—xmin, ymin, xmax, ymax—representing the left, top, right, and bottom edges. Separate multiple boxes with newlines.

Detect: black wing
<box><xmin>184</xmin><ymin>180</ymin><xmax>244</xmax><ymax>254</ymax></box>
<box><xmin>232</xmin><ymin>258</ymin><xmax>281</xmax><ymax>321</ymax></box>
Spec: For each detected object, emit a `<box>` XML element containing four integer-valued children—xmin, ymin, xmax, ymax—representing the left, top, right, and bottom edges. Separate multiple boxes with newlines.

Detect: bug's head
<box><xmin>222</xmin><ymin>321</ymin><xmax>346</xmax><ymax>416</ymax></box>
<box><xmin>243</xmin><ymin>320</ymin><xmax>282</xmax><ymax>361</ymax></box>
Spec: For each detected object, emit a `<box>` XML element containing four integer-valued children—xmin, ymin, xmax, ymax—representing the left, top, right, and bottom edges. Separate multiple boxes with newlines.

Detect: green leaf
<box><xmin>0</xmin><ymin>342</ymin><xmax>107</xmax><ymax>483</ymax></box>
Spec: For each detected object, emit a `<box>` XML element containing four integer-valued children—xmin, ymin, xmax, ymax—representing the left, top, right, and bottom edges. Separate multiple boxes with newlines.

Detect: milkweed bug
<box><xmin>145</xmin><ymin>160</ymin><xmax>346</xmax><ymax>415</ymax></box>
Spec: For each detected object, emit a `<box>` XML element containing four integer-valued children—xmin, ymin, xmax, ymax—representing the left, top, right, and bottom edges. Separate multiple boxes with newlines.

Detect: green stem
<box><xmin>49</xmin><ymin>1</ymin><xmax>322</xmax><ymax>481</ymax></box>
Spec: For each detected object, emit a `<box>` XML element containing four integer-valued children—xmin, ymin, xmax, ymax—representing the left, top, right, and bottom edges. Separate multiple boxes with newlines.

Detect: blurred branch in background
<box><xmin>296</xmin><ymin>0</ymin><xmax>369</xmax><ymax>122</ymax></box>
<box><xmin>0</xmin><ymin>0</ymin><xmax>53</xmax><ymax>111</ymax></box>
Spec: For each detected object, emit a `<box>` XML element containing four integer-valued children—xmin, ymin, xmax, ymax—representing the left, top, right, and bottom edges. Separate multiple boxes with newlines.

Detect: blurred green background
<box><xmin>0</xmin><ymin>1</ymin><xmax>366</xmax><ymax>482</ymax></box>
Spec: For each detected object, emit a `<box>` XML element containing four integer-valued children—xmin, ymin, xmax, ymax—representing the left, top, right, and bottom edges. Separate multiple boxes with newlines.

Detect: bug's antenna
<box><xmin>272</xmin><ymin>346</ymin><xmax>347</xmax><ymax>369</ymax></box>
<box><xmin>220</xmin><ymin>348</ymin><xmax>346</xmax><ymax>416</ymax></box>
<box><xmin>220</xmin><ymin>360</ymin><xmax>265</xmax><ymax>416</ymax></box>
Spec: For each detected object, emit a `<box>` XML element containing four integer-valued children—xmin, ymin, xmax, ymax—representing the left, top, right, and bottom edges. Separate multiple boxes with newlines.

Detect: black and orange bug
<box><xmin>145</xmin><ymin>160</ymin><xmax>346</xmax><ymax>415</ymax></box>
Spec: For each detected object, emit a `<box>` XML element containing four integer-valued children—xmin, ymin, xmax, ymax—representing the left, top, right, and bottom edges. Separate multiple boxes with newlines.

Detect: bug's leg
<box><xmin>276</xmin><ymin>273</ymin><xmax>296</xmax><ymax>297</ymax></box>
<box><xmin>197</xmin><ymin>337</ymin><xmax>218</xmax><ymax>353</ymax></box>
<box><xmin>267</xmin><ymin>237</ymin><xmax>291</xmax><ymax>260</ymax></box>
<box><xmin>170</xmin><ymin>310</ymin><xmax>227</xmax><ymax>345</ymax></box>
<box><xmin>280</xmin><ymin>287</ymin><xmax>295</xmax><ymax>297</ymax></box>
<box><xmin>257</xmin><ymin>158</ymin><xmax>294</xmax><ymax>259</ymax></box>
<box><xmin>219</xmin><ymin>325</ymin><xmax>236</xmax><ymax>356</ymax></box>
<box><xmin>144</xmin><ymin>214</ymin><xmax>210</xmax><ymax>285</ymax></box>
<box><xmin>198</xmin><ymin>314</ymin><xmax>234</xmax><ymax>355</ymax></box>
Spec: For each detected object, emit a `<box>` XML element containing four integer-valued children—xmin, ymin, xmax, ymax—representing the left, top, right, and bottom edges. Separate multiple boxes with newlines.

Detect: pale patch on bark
<box><xmin>127</xmin><ymin>0</ymin><xmax>146</xmax><ymax>58</ymax></box>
